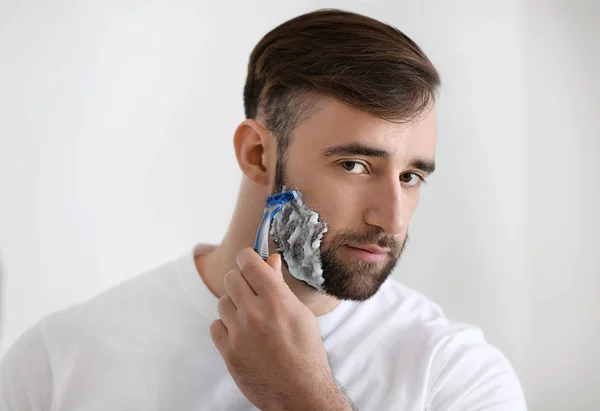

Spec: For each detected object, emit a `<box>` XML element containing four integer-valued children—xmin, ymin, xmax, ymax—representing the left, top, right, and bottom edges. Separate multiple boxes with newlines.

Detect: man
<box><xmin>0</xmin><ymin>8</ymin><xmax>527</xmax><ymax>411</ymax></box>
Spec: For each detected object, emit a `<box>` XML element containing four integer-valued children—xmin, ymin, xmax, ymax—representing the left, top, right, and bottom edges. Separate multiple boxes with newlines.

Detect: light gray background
<box><xmin>1</xmin><ymin>1</ymin><xmax>598</xmax><ymax>410</ymax></box>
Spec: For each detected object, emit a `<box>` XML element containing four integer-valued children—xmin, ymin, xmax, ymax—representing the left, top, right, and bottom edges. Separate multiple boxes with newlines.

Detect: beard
<box><xmin>272</xmin><ymin>157</ymin><xmax>407</xmax><ymax>301</ymax></box>
<box><xmin>318</xmin><ymin>228</ymin><xmax>407</xmax><ymax>301</ymax></box>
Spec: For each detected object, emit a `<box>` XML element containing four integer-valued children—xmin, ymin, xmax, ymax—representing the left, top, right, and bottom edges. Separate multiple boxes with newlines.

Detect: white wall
<box><xmin>524</xmin><ymin>1</ymin><xmax>600</xmax><ymax>409</ymax></box>
<box><xmin>0</xmin><ymin>1</ymin><xmax>598</xmax><ymax>409</ymax></box>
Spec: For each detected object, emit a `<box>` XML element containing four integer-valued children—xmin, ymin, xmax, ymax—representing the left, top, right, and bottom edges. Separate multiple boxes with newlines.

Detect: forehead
<box><xmin>290</xmin><ymin>97</ymin><xmax>438</xmax><ymax>160</ymax></box>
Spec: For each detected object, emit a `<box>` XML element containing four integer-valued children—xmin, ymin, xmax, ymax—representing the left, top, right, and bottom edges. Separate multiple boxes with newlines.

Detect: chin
<box><xmin>318</xmin><ymin>251</ymin><xmax>399</xmax><ymax>301</ymax></box>
<box><xmin>320</xmin><ymin>273</ymin><xmax>391</xmax><ymax>301</ymax></box>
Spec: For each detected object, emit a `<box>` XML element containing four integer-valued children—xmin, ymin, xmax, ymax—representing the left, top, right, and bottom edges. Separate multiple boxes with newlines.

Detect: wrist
<box><xmin>266</xmin><ymin>381</ymin><xmax>354</xmax><ymax>411</ymax></box>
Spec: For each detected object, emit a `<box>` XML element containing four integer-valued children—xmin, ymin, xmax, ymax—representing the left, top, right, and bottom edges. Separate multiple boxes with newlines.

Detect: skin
<box><xmin>198</xmin><ymin>96</ymin><xmax>438</xmax><ymax>410</ymax></box>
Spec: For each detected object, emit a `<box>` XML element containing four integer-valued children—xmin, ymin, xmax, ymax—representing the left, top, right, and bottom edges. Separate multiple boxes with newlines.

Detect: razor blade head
<box><xmin>266</xmin><ymin>190</ymin><xmax>298</xmax><ymax>206</ymax></box>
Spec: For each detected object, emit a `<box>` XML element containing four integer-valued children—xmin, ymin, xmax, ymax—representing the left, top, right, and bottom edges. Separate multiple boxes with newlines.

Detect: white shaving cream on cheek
<box><xmin>270</xmin><ymin>190</ymin><xmax>328</xmax><ymax>290</ymax></box>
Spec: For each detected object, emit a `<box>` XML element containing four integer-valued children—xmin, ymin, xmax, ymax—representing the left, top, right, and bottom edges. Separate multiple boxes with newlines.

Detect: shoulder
<box><xmin>425</xmin><ymin>322</ymin><xmax>527</xmax><ymax>410</ymax></box>
<box><xmin>378</xmin><ymin>279</ymin><xmax>528</xmax><ymax>410</ymax></box>
<box><xmin>40</xmin><ymin>255</ymin><xmax>181</xmax><ymax>337</ymax></box>
<box><xmin>2</xmin><ymin>253</ymin><xmax>185</xmax><ymax>367</ymax></box>
<box><xmin>0</xmin><ymin>254</ymin><xmax>187</xmax><ymax>409</ymax></box>
<box><xmin>0</xmin><ymin>322</ymin><xmax>53</xmax><ymax>409</ymax></box>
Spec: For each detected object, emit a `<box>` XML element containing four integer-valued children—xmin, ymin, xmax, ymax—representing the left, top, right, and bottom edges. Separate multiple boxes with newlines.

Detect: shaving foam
<box><xmin>270</xmin><ymin>189</ymin><xmax>328</xmax><ymax>290</ymax></box>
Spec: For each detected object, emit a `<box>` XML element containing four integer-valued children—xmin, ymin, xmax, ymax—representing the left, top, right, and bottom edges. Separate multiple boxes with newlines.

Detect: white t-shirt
<box><xmin>0</xmin><ymin>245</ymin><xmax>527</xmax><ymax>410</ymax></box>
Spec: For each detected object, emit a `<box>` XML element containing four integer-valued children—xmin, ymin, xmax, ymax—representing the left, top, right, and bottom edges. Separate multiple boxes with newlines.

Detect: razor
<box><xmin>253</xmin><ymin>190</ymin><xmax>298</xmax><ymax>260</ymax></box>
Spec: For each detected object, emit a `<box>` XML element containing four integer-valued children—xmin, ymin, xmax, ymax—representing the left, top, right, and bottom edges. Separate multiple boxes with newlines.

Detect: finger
<box><xmin>217</xmin><ymin>295</ymin><xmax>237</xmax><ymax>330</ymax></box>
<box><xmin>266</xmin><ymin>253</ymin><xmax>292</xmax><ymax>292</ymax></box>
<box><xmin>235</xmin><ymin>247</ymin><xmax>285</xmax><ymax>296</ymax></box>
<box><xmin>223</xmin><ymin>269</ymin><xmax>257</xmax><ymax>308</ymax></box>
<box><xmin>210</xmin><ymin>319</ymin><xmax>230</xmax><ymax>358</ymax></box>
<box><xmin>266</xmin><ymin>253</ymin><xmax>282</xmax><ymax>277</ymax></box>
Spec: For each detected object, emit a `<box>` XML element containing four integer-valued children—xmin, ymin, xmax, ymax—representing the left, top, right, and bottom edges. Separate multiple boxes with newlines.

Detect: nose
<box><xmin>363</xmin><ymin>179</ymin><xmax>405</xmax><ymax>235</ymax></box>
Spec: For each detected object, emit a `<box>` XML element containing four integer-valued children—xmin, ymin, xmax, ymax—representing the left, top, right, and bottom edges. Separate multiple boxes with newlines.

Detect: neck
<box><xmin>195</xmin><ymin>177</ymin><xmax>341</xmax><ymax>317</ymax></box>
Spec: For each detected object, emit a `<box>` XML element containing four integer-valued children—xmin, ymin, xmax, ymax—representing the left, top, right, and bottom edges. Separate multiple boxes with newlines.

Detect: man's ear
<box><xmin>233</xmin><ymin>119</ymin><xmax>276</xmax><ymax>187</ymax></box>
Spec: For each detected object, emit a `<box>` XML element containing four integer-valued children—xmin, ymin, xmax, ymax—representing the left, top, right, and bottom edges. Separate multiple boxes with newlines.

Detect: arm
<box><xmin>428</xmin><ymin>327</ymin><xmax>527</xmax><ymax>411</ymax></box>
<box><xmin>0</xmin><ymin>324</ymin><xmax>53</xmax><ymax>411</ymax></box>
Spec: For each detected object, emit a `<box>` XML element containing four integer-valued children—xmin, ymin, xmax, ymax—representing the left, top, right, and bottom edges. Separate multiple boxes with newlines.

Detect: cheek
<box><xmin>283</xmin><ymin>152</ymin><xmax>321</xmax><ymax>189</ymax></box>
<box><xmin>404</xmin><ymin>191</ymin><xmax>421</xmax><ymax>217</ymax></box>
<box><xmin>307</xmin><ymin>181</ymin><xmax>367</xmax><ymax>233</ymax></box>
<box><xmin>392</xmin><ymin>192</ymin><xmax>420</xmax><ymax>236</ymax></box>
<box><xmin>282</xmin><ymin>157</ymin><xmax>368</xmax><ymax>230</ymax></box>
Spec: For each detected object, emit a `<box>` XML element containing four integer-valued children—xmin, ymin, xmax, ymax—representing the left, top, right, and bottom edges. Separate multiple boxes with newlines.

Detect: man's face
<box><xmin>272</xmin><ymin>97</ymin><xmax>438</xmax><ymax>301</ymax></box>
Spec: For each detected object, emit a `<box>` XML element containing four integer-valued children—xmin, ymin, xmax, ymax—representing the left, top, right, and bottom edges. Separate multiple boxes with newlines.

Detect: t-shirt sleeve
<box><xmin>0</xmin><ymin>324</ymin><xmax>53</xmax><ymax>411</ymax></box>
<box><xmin>428</xmin><ymin>326</ymin><xmax>527</xmax><ymax>411</ymax></box>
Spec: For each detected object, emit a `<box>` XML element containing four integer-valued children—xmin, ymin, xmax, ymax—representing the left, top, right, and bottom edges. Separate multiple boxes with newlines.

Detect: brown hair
<box><xmin>243</xmin><ymin>8</ymin><xmax>440</xmax><ymax>156</ymax></box>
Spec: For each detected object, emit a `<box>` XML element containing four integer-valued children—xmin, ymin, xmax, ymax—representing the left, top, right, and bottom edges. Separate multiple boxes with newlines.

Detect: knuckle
<box><xmin>209</xmin><ymin>319</ymin><xmax>219</xmax><ymax>333</ymax></box>
<box><xmin>242</xmin><ymin>259</ymin><xmax>261</xmax><ymax>275</ymax></box>
<box><xmin>217</xmin><ymin>295</ymin><xmax>231</xmax><ymax>311</ymax></box>
<box><xmin>223</xmin><ymin>270</ymin><xmax>240</xmax><ymax>290</ymax></box>
<box><xmin>210</xmin><ymin>320</ymin><xmax>225</xmax><ymax>340</ymax></box>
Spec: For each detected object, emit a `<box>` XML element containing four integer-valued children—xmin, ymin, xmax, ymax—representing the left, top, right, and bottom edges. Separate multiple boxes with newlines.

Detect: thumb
<box><xmin>267</xmin><ymin>253</ymin><xmax>282</xmax><ymax>275</ymax></box>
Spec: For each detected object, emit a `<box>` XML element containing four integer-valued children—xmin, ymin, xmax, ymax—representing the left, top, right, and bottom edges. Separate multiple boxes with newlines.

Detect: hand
<box><xmin>210</xmin><ymin>247</ymin><xmax>351</xmax><ymax>411</ymax></box>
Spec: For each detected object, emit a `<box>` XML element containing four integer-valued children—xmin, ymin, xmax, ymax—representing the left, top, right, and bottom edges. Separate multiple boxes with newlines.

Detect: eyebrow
<box><xmin>322</xmin><ymin>143</ymin><xmax>392</xmax><ymax>159</ymax></box>
<box><xmin>321</xmin><ymin>142</ymin><xmax>436</xmax><ymax>175</ymax></box>
<box><xmin>408</xmin><ymin>158</ymin><xmax>436</xmax><ymax>175</ymax></box>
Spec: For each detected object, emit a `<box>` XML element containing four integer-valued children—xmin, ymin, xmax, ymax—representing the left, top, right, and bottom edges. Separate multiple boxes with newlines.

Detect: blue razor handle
<box><xmin>253</xmin><ymin>190</ymin><xmax>298</xmax><ymax>259</ymax></box>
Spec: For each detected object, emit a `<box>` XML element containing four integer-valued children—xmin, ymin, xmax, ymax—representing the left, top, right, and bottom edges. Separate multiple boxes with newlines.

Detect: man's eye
<box><xmin>400</xmin><ymin>172</ymin><xmax>424</xmax><ymax>186</ymax></box>
<box><xmin>340</xmin><ymin>161</ymin><xmax>368</xmax><ymax>174</ymax></box>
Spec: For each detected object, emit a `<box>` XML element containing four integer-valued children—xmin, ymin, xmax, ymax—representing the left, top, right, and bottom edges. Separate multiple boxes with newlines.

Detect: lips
<box><xmin>348</xmin><ymin>244</ymin><xmax>390</xmax><ymax>255</ymax></box>
<box><xmin>343</xmin><ymin>244</ymin><xmax>391</xmax><ymax>263</ymax></box>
